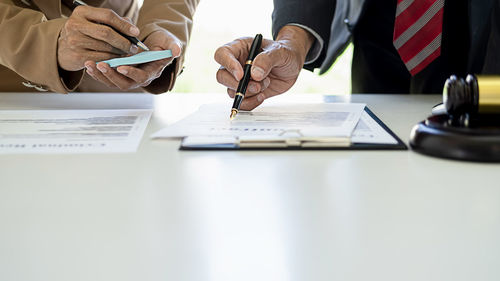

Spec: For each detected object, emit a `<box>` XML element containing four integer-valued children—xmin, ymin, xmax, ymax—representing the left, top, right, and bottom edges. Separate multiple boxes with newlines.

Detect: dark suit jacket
<box><xmin>272</xmin><ymin>0</ymin><xmax>498</xmax><ymax>75</ymax></box>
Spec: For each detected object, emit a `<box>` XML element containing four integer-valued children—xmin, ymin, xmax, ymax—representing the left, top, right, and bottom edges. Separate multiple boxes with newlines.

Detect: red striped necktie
<box><xmin>393</xmin><ymin>0</ymin><xmax>444</xmax><ymax>76</ymax></box>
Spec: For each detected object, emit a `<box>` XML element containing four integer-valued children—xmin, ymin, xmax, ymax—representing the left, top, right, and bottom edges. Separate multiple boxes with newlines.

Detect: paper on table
<box><xmin>0</xmin><ymin>109</ymin><xmax>152</xmax><ymax>154</ymax></box>
<box><xmin>151</xmin><ymin>103</ymin><xmax>366</xmax><ymax>140</ymax></box>
<box><xmin>100</xmin><ymin>50</ymin><xmax>172</xmax><ymax>67</ymax></box>
<box><xmin>351</xmin><ymin>111</ymin><xmax>398</xmax><ymax>144</ymax></box>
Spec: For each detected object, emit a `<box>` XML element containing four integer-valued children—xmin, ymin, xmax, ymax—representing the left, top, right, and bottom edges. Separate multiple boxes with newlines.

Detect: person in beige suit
<box><xmin>0</xmin><ymin>0</ymin><xmax>199</xmax><ymax>94</ymax></box>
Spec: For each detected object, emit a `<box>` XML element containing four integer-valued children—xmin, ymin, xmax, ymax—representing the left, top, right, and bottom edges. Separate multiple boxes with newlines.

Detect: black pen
<box><xmin>72</xmin><ymin>0</ymin><xmax>150</xmax><ymax>52</ymax></box>
<box><xmin>230</xmin><ymin>34</ymin><xmax>263</xmax><ymax>120</ymax></box>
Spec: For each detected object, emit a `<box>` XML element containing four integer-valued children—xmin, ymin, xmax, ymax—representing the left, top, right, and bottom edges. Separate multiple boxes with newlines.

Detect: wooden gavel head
<box><xmin>444</xmin><ymin>74</ymin><xmax>500</xmax><ymax>116</ymax></box>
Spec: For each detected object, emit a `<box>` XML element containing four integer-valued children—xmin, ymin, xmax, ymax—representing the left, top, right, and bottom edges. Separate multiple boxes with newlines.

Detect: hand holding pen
<box><xmin>58</xmin><ymin>0</ymin><xmax>146</xmax><ymax>72</ymax></box>
<box><xmin>214</xmin><ymin>26</ymin><xmax>315</xmax><ymax>112</ymax></box>
<box><xmin>58</xmin><ymin>0</ymin><xmax>182</xmax><ymax>91</ymax></box>
<box><xmin>229</xmin><ymin>34</ymin><xmax>263</xmax><ymax>119</ymax></box>
<box><xmin>73</xmin><ymin>0</ymin><xmax>149</xmax><ymax>52</ymax></box>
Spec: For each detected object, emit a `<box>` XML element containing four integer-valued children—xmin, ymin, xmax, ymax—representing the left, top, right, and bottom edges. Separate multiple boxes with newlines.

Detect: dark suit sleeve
<box><xmin>272</xmin><ymin>0</ymin><xmax>336</xmax><ymax>70</ymax></box>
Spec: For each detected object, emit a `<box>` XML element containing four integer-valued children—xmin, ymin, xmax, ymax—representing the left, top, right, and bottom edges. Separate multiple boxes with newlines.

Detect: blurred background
<box><xmin>146</xmin><ymin>0</ymin><xmax>353</xmax><ymax>95</ymax></box>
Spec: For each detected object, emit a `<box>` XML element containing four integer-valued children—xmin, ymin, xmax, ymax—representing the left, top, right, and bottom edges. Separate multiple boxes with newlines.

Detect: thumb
<box><xmin>251</xmin><ymin>46</ymin><xmax>286</xmax><ymax>82</ymax></box>
<box><xmin>167</xmin><ymin>41</ymin><xmax>182</xmax><ymax>58</ymax></box>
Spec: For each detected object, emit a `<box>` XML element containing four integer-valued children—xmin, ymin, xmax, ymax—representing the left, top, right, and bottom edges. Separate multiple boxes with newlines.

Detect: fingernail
<box><xmin>175</xmin><ymin>43</ymin><xmax>182</xmax><ymax>56</ymax></box>
<box><xmin>263</xmin><ymin>77</ymin><xmax>271</xmax><ymax>88</ymax></box>
<box><xmin>117</xmin><ymin>68</ymin><xmax>128</xmax><ymax>75</ymax></box>
<box><xmin>257</xmin><ymin>94</ymin><xmax>265</xmax><ymax>102</ymax></box>
<box><xmin>232</xmin><ymin>70</ymin><xmax>240</xmax><ymax>80</ymax></box>
<box><xmin>252</xmin><ymin>67</ymin><xmax>265</xmax><ymax>79</ymax></box>
<box><xmin>249</xmin><ymin>84</ymin><xmax>257</xmax><ymax>93</ymax></box>
<box><xmin>85</xmin><ymin>66</ymin><xmax>93</xmax><ymax>74</ymax></box>
<box><xmin>97</xmin><ymin>64</ymin><xmax>108</xmax><ymax>74</ymax></box>
<box><xmin>130</xmin><ymin>26</ymin><xmax>140</xmax><ymax>36</ymax></box>
<box><xmin>130</xmin><ymin>45</ymin><xmax>138</xmax><ymax>54</ymax></box>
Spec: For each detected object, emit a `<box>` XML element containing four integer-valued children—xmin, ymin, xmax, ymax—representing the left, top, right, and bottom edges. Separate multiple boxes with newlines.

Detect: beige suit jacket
<box><xmin>0</xmin><ymin>0</ymin><xmax>198</xmax><ymax>94</ymax></box>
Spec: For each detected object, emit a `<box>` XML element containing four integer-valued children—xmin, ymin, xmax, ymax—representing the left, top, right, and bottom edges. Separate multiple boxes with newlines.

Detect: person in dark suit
<box><xmin>214</xmin><ymin>0</ymin><xmax>500</xmax><ymax>110</ymax></box>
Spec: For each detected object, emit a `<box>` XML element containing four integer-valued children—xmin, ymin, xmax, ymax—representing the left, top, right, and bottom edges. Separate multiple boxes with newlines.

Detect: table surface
<box><xmin>1</xmin><ymin>92</ymin><xmax>499</xmax><ymax>281</ymax></box>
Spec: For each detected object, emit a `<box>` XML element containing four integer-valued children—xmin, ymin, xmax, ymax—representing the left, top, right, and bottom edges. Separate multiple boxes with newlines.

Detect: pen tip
<box><xmin>138</xmin><ymin>42</ymin><xmax>150</xmax><ymax>51</ymax></box>
<box><xmin>230</xmin><ymin>110</ymin><xmax>238</xmax><ymax>120</ymax></box>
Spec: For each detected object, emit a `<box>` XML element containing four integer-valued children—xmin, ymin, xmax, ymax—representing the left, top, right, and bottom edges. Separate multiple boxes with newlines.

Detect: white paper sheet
<box><xmin>0</xmin><ymin>109</ymin><xmax>152</xmax><ymax>154</ymax></box>
<box><xmin>152</xmin><ymin>103</ymin><xmax>366</xmax><ymax>140</ymax></box>
<box><xmin>351</xmin><ymin>111</ymin><xmax>399</xmax><ymax>144</ymax></box>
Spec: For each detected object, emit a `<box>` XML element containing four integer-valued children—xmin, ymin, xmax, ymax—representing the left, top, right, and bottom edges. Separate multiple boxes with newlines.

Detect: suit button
<box><xmin>22</xmin><ymin>81</ymin><xmax>36</xmax><ymax>88</ymax></box>
<box><xmin>22</xmin><ymin>81</ymin><xmax>48</xmax><ymax>92</ymax></box>
<box><xmin>344</xmin><ymin>18</ymin><xmax>353</xmax><ymax>31</ymax></box>
<box><xmin>34</xmin><ymin>85</ymin><xmax>48</xmax><ymax>92</ymax></box>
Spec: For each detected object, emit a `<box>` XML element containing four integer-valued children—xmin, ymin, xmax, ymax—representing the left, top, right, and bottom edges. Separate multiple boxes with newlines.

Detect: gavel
<box><xmin>444</xmin><ymin>74</ymin><xmax>500</xmax><ymax>115</ymax></box>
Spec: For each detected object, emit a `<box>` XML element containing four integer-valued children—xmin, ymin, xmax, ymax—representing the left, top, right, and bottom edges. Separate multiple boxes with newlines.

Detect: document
<box><xmin>100</xmin><ymin>50</ymin><xmax>172</xmax><ymax>67</ymax></box>
<box><xmin>351</xmin><ymin>111</ymin><xmax>399</xmax><ymax>144</ymax></box>
<box><xmin>152</xmin><ymin>103</ymin><xmax>366</xmax><ymax>147</ymax></box>
<box><xmin>0</xmin><ymin>109</ymin><xmax>152</xmax><ymax>154</ymax></box>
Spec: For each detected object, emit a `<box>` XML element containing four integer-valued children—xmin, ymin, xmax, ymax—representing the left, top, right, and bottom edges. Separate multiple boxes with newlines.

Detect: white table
<box><xmin>1</xmin><ymin>92</ymin><xmax>499</xmax><ymax>281</ymax></box>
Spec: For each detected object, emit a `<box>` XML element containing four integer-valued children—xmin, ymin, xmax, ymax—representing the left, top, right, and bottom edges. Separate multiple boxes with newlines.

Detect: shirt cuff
<box><xmin>286</xmin><ymin>23</ymin><xmax>324</xmax><ymax>65</ymax></box>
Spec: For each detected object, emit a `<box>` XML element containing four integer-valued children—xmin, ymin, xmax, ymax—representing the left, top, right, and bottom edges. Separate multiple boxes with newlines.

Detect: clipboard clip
<box><xmin>237</xmin><ymin>129</ymin><xmax>350</xmax><ymax>148</ymax></box>
<box><xmin>278</xmin><ymin>129</ymin><xmax>304</xmax><ymax>137</ymax></box>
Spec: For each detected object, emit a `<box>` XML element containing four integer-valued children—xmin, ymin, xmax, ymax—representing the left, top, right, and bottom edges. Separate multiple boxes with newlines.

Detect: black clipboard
<box><xmin>180</xmin><ymin>107</ymin><xmax>407</xmax><ymax>151</ymax></box>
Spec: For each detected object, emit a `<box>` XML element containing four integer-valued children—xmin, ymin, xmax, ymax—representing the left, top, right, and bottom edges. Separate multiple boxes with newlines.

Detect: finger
<box><xmin>133</xmin><ymin>62</ymin><xmax>168</xmax><ymax>87</ymax></box>
<box><xmin>63</xmin><ymin>19</ymin><xmax>130</xmax><ymax>54</ymax></box>
<box><xmin>74</xmin><ymin>6</ymin><xmax>140</xmax><ymax>37</ymax></box>
<box><xmin>169</xmin><ymin>41</ymin><xmax>182</xmax><ymax>58</ymax></box>
<box><xmin>116</xmin><ymin>66</ymin><xmax>151</xmax><ymax>85</ymax></box>
<box><xmin>247</xmin><ymin>78</ymin><xmax>271</xmax><ymax>94</ymax></box>
<box><xmin>214</xmin><ymin>44</ymin><xmax>244</xmax><ymax>80</ymax></box>
<box><xmin>218</xmin><ymin>68</ymin><xmax>270</xmax><ymax>97</ymax></box>
<box><xmin>228</xmin><ymin>88</ymin><xmax>267</xmax><ymax>110</ymax></box>
<box><xmin>157</xmin><ymin>36</ymin><xmax>182</xmax><ymax>58</ymax></box>
<box><xmin>86</xmin><ymin>63</ymin><xmax>115</xmax><ymax>88</ymax></box>
<box><xmin>84</xmin><ymin>62</ymin><xmax>116</xmax><ymax>88</ymax></box>
<box><xmin>254</xmin><ymin>82</ymin><xmax>288</xmax><ymax>103</ymax></box>
<box><xmin>78</xmin><ymin>22</ymin><xmax>137</xmax><ymax>54</ymax></box>
<box><xmin>216</xmin><ymin>67</ymin><xmax>240</xmax><ymax>90</ymax></box>
<box><xmin>262</xmin><ymin>77</ymin><xmax>271</xmax><ymax>92</ymax></box>
<box><xmin>251</xmin><ymin>44</ymin><xmax>288</xmax><ymax>81</ymax></box>
<box><xmin>137</xmin><ymin>43</ymin><xmax>173</xmax><ymax>72</ymax></box>
<box><xmin>239</xmin><ymin>94</ymin><xmax>266</xmax><ymax>111</ymax></box>
<box><xmin>238</xmin><ymin>78</ymin><xmax>275</xmax><ymax>110</ymax></box>
<box><xmin>96</xmin><ymin>62</ymin><xmax>137</xmax><ymax>90</ymax></box>
<box><xmin>143</xmin><ymin>30</ymin><xmax>182</xmax><ymax>58</ymax></box>
<box><xmin>78</xmin><ymin>34</ymin><xmax>125</xmax><ymax>55</ymax></box>
<box><xmin>82</xmin><ymin>51</ymin><xmax>121</xmax><ymax>64</ymax></box>
<box><xmin>227</xmin><ymin>89</ymin><xmax>259</xmax><ymax>108</ymax></box>
<box><xmin>140</xmin><ymin>58</ymin><xmax>170</xmax><ymax>75</ymax></box>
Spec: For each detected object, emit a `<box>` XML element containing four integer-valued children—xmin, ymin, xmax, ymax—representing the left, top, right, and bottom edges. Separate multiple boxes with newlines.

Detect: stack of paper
<box><xmin>152</xmin><ymin>103</ymin><xmax>367</xmax><ymax>148</ymax></box>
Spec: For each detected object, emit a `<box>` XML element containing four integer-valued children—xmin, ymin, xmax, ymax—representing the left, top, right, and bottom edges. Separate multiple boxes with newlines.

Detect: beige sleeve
<box><xmin>0</xmin><ymin>1</ymin><xmax>83</xmax><ymax>93</ymax></box>
<box><xmin>136</xmin><ymin>0</ymin><xmax>200</xmax><ymax>94</ymax></box>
